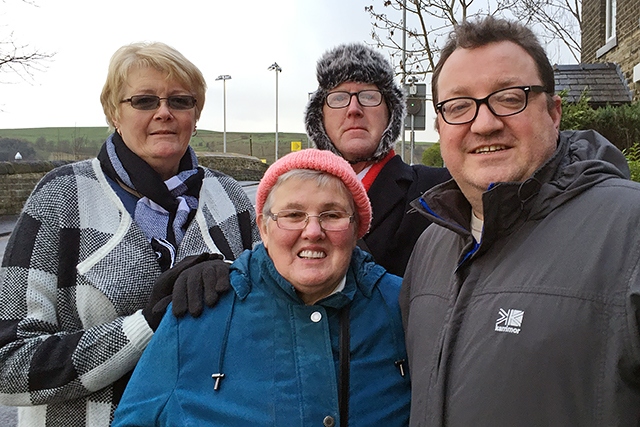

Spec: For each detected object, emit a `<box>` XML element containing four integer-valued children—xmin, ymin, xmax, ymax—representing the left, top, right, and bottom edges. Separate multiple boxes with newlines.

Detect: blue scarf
<box><xmin>98</xmin><ymin>132</ymin><xmax>204</xmax><ymax>270</ymax></box>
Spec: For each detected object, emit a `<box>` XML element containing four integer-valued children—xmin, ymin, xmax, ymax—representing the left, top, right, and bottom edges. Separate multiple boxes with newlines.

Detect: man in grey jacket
<box><xmin>401</xmin><ymin>16</ymin><xmax>640</xmax><ymax>426</ymax></box>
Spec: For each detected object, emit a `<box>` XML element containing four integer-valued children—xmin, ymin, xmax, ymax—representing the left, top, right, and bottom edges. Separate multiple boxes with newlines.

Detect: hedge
<box><xmin>560</xmin><ymin>92</ymin><xmax>640</xmax><ymax>153</ymax></box>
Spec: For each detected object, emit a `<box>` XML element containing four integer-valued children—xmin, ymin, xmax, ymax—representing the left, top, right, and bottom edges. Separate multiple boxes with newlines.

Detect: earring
<box><xmin>192</xmin><ymin>128</ymin><xmax>198</xmax><ymax>137</ymax></box>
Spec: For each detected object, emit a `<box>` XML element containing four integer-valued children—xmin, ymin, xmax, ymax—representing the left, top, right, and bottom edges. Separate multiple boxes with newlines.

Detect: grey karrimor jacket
<box><xmin>401</xmin><ymin>130</ymin><xmax>640</xmax><ymax>426</ymax></box>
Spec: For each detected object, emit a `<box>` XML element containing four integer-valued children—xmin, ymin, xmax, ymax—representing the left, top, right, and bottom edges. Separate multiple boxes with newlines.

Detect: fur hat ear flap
<box><xmin>304</xmin><ymin>90</ymin><xmax>340</xmax><ymax>156</ymax></box>
<box><xmin>304</xmin><ymin>43</ymin><xmax>406</xmax><ymax>162</ymax></box>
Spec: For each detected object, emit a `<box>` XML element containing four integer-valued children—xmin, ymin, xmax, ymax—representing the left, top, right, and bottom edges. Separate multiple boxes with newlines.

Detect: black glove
<box><xmin>171</xmin><ymin>253</ymin><xmax>231</xmax><ymax>318</ymax></box>
<box><xmin>142</xmin><ymin>253</ymin><xmax>230</xmax><ymax>331</ymax></box>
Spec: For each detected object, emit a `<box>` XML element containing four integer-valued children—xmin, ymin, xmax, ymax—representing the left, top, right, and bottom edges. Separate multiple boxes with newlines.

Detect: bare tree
<box><xmin>365</xmin><ymin>0</ymin><xmax>581</xmax><ymax>81</ymax></box>
<box><xmin>71</xmin><ymin>136</ymin><xmax>88</xmax><ymax>160</ymax></box>
<box><xmin>366</xmin><ymin>0</ymin><xmax>503</xmax><ymax>81</ymax></box>
<box><xmin>1</xmin><ymin>0</ymin><xmax>54</xmax><ymax>83</ymax></box>
<box><xmin>503</xmin><ymin>0</ymin><xmax>581</xmax><ymax>63</ymax></box>
<box><xmin>0</xmin><ymin>37</ymin><xmax>52</xmax><ymax>82</ymax></box>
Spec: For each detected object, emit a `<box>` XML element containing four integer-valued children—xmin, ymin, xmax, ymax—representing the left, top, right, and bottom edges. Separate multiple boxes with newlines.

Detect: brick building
<box><xmin>582</xmin><ymin>0</ymin><xmax>640</xmax><ymax>100</ymax></box>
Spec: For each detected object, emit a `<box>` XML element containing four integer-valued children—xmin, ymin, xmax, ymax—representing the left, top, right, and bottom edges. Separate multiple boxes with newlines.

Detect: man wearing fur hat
<box><xmin>305</xmin><ymin>43</ymin><xmax>450</xmax><ymax>277</ymax></box>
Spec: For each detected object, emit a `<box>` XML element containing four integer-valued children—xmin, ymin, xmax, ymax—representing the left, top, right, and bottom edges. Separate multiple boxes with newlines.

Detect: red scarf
<box><xmin>360</xmin><ymin>150</ymin><xmax>395</xmax><ymax>192</ymax></box>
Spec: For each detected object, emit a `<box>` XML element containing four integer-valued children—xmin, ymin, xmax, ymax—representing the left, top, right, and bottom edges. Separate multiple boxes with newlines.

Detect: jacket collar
<box><xmin>412</xmin><ymin>135</ymin><xmax>566</xmax><ymax>243</ymax></box>
<box><xmin>413</xmin><ymin>130</ymin><xmax>628</xmax><ymax>247</ymax></box>
<box><xmin>367</xmin><ymin>155</ymin><xmax>415</xmax><ymax>229</ymax></box>
<box><xmin>230</xmin><ymin>245</ymin><xmax>386</xmax><ymax>309</ymax></box>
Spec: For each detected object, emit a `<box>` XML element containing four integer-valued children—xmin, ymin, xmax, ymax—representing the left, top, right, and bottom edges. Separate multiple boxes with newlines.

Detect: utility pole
<box><xmin>268</xmin><ymin>62</ymin><xmax>282</xmax><ymax>161</ymax></box>
<box><xmin>215</xmin><ymin>75</ymin><xmax>232</xmax><ymax>153</ymax></box>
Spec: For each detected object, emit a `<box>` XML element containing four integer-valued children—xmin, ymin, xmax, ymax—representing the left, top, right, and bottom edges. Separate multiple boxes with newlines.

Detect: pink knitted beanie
<box><xmin>256</xmin><ymin>149</ymin><xmax>372</xmax><ymax>238</ymax></box>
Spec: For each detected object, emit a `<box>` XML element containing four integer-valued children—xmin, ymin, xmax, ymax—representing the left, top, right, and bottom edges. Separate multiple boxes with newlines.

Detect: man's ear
<box><xmin>550</xmin><ymin>94</ymin><xmax>562</xmax><ymax>131</ymax></box>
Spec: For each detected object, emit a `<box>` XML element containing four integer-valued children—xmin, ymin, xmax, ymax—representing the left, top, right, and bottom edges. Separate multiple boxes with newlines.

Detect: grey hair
<box><xmin>261</xmin><ymin>169</ymin><xmax>358</xmax><ymax>229</ymax></box>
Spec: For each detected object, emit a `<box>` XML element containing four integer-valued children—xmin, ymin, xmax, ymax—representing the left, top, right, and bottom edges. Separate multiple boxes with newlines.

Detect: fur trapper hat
<box><xmin>304</xmin><ymin>43</ymin><xmax>406</xmax><ymax>163</ymax></box>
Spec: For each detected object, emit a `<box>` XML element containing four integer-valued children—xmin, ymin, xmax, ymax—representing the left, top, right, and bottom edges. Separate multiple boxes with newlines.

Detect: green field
<box><xmin>0</xmin><ymin>127</ymin><xmax>434</xmax><ymax>164</ymax></box>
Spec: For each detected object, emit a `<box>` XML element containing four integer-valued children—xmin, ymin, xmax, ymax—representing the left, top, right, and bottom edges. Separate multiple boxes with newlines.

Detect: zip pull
<box><xmin>212</xmin><ymin>373</ymin><xmax>225</xmax><ymax>391</ymax></box>
<box><xmin>394</xmin><ymin>359</ymin><xmax>406</xmax><ymax>377</ymax></box>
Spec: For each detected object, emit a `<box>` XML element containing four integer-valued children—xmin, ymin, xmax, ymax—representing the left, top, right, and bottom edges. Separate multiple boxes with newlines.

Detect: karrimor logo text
<box><xmin>495</xmin><ymin>308</ymin><xmax>524</xmax><ymax>334</ymax></box>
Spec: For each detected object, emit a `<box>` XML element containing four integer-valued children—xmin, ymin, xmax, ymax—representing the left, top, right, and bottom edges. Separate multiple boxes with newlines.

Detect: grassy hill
<box><xmin>0</xmin><ymin>127</ymin><xmax>311</xmax><ymax>163</ymax></box>
<box><xmin>0</xmin><ymin>127</ymin><xmax>433</xmax><ymax>164</ymax></box>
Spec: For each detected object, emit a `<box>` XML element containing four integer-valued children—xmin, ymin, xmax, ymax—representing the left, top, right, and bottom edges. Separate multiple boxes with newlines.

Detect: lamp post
<box><xmin>268</xmin><ymin>62</ymin><xmax>282</xmax><ymax>161</ymax></box>
<box><xmin>401</xmin><ymin>0</ymin><xmax>407</xmax><ymax>161</ymax></box>
<box><xmin>215</xmin><ymin>74</ymin><xmax>231</xmax><ymax>153</ymax></box>
<box><xmin>407</xmin><ymin>75</ymin><xmax>417</xmax><ymax>164</ymax></box>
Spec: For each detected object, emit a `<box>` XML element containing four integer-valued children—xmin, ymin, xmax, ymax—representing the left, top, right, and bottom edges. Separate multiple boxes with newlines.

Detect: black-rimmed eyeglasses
<box><xmin>120</xmin><ymin>95</ymin><xmax>197</xmax><ymax>111</ymax></box>
<box><xmin>267</xmin><ymin>209</ymin><xmax>354</xmax><ymax>231</ymax></box>
<box><xmin>325</xmin><ymin>90</ymin><xmax>383</xmax><ymax>109</ymax></box>
<box><xmin>435</xmin><ymin>85</ymin><xmax>547</xmax><ymax>125</ymax></box>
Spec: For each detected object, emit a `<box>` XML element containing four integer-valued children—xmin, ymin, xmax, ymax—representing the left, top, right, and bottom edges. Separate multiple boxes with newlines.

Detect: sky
<box><xmin>0</xmin><ymin>0</ymin><xmax>442</xmax><ymax>142</ymax></box>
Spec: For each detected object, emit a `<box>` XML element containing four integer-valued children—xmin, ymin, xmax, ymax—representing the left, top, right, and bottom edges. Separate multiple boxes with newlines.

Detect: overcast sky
<box><xmin>1</xmin><ymin>0</ymin><xmax>578</xmax><ymax>144</ymax></box>
<box><xmin>0</xmin><ymin>0</ymin><xmax>443</xmax><ymax>142</ymax></box>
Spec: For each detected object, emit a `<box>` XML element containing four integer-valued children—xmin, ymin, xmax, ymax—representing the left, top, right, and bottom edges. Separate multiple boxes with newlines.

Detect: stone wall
<box><xmin>581</xmin><ymin>0</ymin><xmax>604</xmax><ymax>62</ymax></box>
<box><xmin>0</xmin><ymin>160</ymin><xmax>73</xmax><ymax>215</ymax></box>
<box><xmin>600</xmin><ymin>0</ymin><xmax>640</xmax><ymax>100</ymax></box>
<box><xmin>197</xmin><ymin>152</ymin><xmax>268</xmax><ymax>181</ymax></box>
<box><xmin>582</xmin><ymin>0</ymin><xmax>640</xmax><ymax>100</ymax></box>
<box><xmin>0</xmin><ymin>154</ymin><xmax>268</xmax><ymax>215</ymax></box>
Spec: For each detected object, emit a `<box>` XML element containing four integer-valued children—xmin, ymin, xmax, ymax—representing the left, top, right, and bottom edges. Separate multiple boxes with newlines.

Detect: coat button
<box><xmin>310</xmin><ymin>311</ymin><xmax>322</xmax><ymax>322</ymax></box>
<box><xmin>323</xmin><ymin>415</ymin><xmax>335</xmax><ymax>427</ymax></box>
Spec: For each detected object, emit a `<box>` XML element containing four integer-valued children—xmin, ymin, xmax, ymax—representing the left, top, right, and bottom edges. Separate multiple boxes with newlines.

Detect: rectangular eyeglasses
<box><xmin>435</xmin><ymin>85</ymin><xmax>546</xmax><ymax>125</ymax></box>
<box><xmin>120</xmin><ymin>95</ymin><xmax>197</xmax><ymax>111</ymax></box>
<box><xmin>267</xmin><ymin>209</ymin><xmax>354</xmax><ymax>231</ymax></box>
<box><xmin>325</xmin><ymin>90</ymin><xmax>383</xmax><ymax>109</ymax></box>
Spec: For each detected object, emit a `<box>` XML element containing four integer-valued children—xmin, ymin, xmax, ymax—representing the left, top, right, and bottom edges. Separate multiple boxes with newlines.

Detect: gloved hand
<box><xmin>142</xmin><ymin>253</ymin><xmax>231</xmax><ymax>331</ymax></box>
<box><xmin>171</xmin><ymin>253</ymin><xmax>231</xmax><ymax>317</ymax></box>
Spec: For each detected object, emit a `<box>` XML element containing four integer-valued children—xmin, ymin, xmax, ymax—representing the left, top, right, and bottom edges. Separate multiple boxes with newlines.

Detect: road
<box><xmin>240</xmin><ymin>181</ymin><xmax>258</xmax><ymax>207</ymax></box>
<box><xmin>0</xmin><ymin>214</ymin><xmax>15</xmax><ymax>422</ymax></box>
<box><xmin>0</xmin><ymin>234</ymin><xmax>8</xmax><ymax>259</ymax></box>
<box><xmin>1</xmin><ymin>231</ymin><xmax>18</xmax><ymax>425</ymax></box>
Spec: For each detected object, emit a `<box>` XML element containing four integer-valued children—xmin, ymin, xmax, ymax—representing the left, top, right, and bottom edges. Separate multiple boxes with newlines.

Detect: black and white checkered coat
<box><xmin>0</xmin><ymin>158</ymin><xmax>259</xmax><ymax>426</ymax></box>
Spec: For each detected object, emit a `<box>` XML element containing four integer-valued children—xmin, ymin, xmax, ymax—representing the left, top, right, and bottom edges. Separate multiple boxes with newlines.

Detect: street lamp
<box><xmin>215</xmin><ymin>74</ymin><xmax>231</xmax><ymax>153</ymax></box>
<box><xmin>407</xmin><ymin>75</ymin><xmax>418</xmax><ymax>164</ymax></box>
<box><xmin>268</xmin><ymin>62</ymin><xmax>282</xmax><ymax>161</ymax></box>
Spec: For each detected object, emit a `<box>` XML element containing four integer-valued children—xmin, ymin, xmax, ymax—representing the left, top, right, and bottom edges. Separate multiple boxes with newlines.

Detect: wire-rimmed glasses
<box><xmin>325</xmin><ymin>90</ymin><xmax>383</xmax><ymax>109</ymax></box>
<box><xmin>267</xmin><ymin>209</ymin><xmax>354</xmax><ymax>231</ymax></box>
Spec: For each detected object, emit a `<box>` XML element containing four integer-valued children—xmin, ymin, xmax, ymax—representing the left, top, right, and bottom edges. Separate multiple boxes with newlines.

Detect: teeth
<box><xmin>475</xmin><ymin>145</ymin><xmax>506</xmax><ymax>154</ymax></box>
<box><xmin>298</xmin><ymin>250</ymin><xmax>326</xmax><ymax>259</ymax></box>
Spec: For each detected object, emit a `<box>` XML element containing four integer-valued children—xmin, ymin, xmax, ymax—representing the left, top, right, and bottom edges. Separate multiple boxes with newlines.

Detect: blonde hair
<box><xmin>100</xmin><ymin>41</ymin><xmax>207</xmax><ymax>130</ymax></box>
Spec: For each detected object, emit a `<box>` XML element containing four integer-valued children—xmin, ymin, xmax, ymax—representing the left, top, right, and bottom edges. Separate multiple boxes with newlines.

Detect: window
<box><xmin>596</xmin><ymin>0</ymin><xmax>617</xmax><ymax>57</ymax></box>
<box><xmin>605</xmin><ymin>0</ymin><xmax>616</xmax><ymax>42</ymax></box>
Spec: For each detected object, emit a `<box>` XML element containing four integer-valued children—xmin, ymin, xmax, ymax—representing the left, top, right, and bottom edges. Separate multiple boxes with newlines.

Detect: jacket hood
<box><xmin>304</xmin><ymin>43</ymin><xmax>406</xmax><ymax>163</ymax></box>
<box><xmin>230</xmin><ymin>244</ymin><xmax>388</xmax><ymax>305</ymax></box>
<box><xmin>529</xmin><ymin>129</ymin><xmax>630</xmax><ymax>218</ymax></box>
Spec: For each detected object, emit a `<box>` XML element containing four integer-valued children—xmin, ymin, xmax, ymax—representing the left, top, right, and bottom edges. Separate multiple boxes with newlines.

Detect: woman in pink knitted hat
<box><xmin>113</xmin><ymin>149</ymin><xmax>410</xmax><ymax>427</ymax></box>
